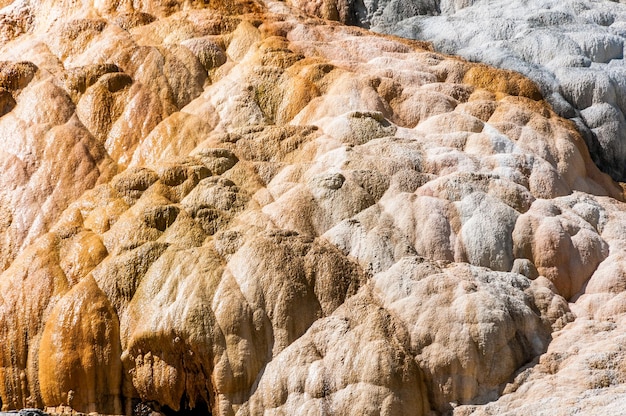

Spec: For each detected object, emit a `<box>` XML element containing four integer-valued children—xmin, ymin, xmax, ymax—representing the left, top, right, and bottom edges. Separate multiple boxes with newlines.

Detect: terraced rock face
<box><xmin>287</xmin><ymin>0</ymin><xmax>626</xmax><ymax>183</ymax></box>
<box><xmin>0</xmin><ymin>0</ymin><xmax>625</xmax><ymax>415</ymax></box>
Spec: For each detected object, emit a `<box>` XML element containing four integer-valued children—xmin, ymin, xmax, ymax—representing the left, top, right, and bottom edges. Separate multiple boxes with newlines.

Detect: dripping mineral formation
<box><xmin>288</xmin><ymin>0</ymin><xmax>626</xmax><ymax>183</ymax></box>
<box><xmin>0</xmin><ymin>0</ymin><xmax>626</xmax><ymax>415</ymax></box>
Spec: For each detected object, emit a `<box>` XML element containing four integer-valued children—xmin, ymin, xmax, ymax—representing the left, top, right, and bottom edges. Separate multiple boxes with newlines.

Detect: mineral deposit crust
<box><xmin>0</xmin><ymin>0</ymin><xmax>625</xmax><ymax>415</ymax></box>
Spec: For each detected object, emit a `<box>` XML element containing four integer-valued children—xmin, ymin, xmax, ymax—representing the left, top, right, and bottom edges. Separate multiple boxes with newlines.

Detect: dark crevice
<box><xmin>132</xmin><ymin>398</ymin><xmax>212</xmax><ymax>416</ymax></box>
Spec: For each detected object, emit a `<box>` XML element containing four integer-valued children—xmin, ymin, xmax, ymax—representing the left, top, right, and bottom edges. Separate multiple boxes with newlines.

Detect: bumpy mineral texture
<box><xmin>1</xmin><ymin>0</ymin><xmax>626</xmax><ymax>415</ymax></box>
<box><xmin>288</xmin><ymin>0</ymin><xmax>626</xmax><ymax>183</ymax></box>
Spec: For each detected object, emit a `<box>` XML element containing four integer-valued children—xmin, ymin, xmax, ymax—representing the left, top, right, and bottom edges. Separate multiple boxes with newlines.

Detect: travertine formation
<box><xmin>287</xmin><ymin>0</ymin><xmax>626</xmax><ymax>183</ymax></box>
<box><xmin>0</xmin><ymin>0</ymin><xmax>625</xmax><ymax>415</ymax></box>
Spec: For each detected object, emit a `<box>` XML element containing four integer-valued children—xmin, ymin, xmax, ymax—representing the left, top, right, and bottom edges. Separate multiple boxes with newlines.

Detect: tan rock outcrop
<box><xmin>0</xmin><ymin>0</ymin><xmax>625</xmax><ymax>414</ymax></box>
<box><xmin>371</xmin><ymin>257</ymin><xmax>571</xmax><ymax>413</ymax></box>
<box><xmin>455</xmin><ymin>317</ymin><xmax>626</xmax><ymax>415</ymax></box>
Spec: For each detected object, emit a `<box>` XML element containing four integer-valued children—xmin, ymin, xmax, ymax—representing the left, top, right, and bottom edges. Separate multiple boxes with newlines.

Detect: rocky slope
<box><xmin>288</xmin><ymin>0</ymin><xmax>626</xmax><ymax>183</ymax></box>
<box><xmin>0</xmin><ymin>0</ymin><xmax>625</xmax><ymax>415</ymax></box>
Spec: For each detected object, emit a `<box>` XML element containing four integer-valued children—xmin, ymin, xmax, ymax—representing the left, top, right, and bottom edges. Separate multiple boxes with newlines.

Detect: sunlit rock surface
<box><xmin>0</xmin><ymin>0</ymin><xmax>626</xmax><ymax>414</ymax></box>
<box><xmin>288</xmin><ymin>0</ymin><xmax>626</xmax><ymax>183</ymax></box>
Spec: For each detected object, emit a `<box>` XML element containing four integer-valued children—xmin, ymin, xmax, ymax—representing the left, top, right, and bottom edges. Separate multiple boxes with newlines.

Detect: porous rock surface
<box><xmin>288</xmin><ymin>0</ymin><xmax>626</xmax><ymax>183</ymax></box>
<box><xmin>0</xmin><ymin>0</ymin><xmax>625</xmax><ymax>415</ymax></box>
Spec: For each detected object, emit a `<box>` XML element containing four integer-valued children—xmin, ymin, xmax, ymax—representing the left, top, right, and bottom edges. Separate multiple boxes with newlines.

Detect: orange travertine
<box><xmin>0</xmin><ymin>1</ymin><xmax>625</xmax><ymax>415</ymax></box>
